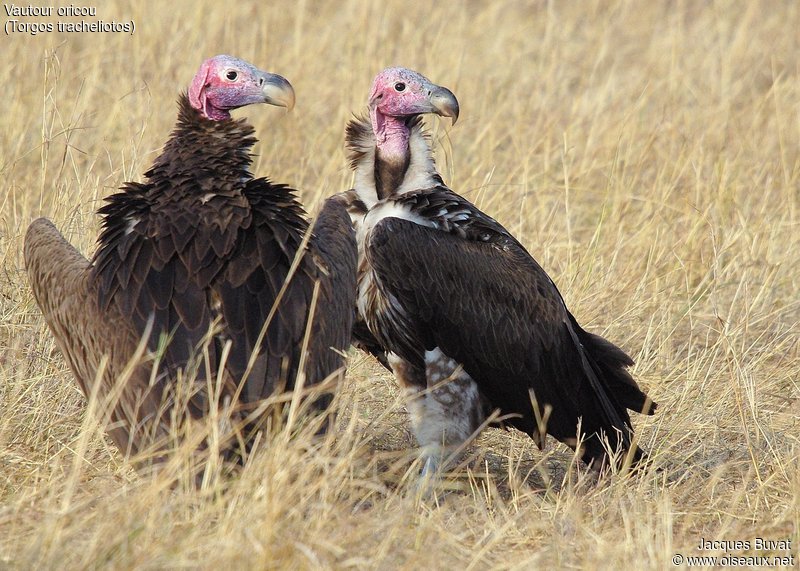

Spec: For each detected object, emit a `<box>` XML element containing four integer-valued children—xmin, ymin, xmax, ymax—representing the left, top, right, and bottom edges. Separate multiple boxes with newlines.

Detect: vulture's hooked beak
<box><xmin>261</xmin><ymin>73</ymin><xmax>296</xmax><ymax>111</ymax></box>
<box><xmin>429</xmin><ymin>86</ymin><xmax>459</xmax><ymax>125</ymax></box>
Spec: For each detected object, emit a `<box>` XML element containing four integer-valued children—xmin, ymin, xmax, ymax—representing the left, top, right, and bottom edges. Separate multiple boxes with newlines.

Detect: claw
<box><xmin>420</xmin><ymin>455</ymin><xmax>439</xmax><ymax>480</ymax></box>
<box><xmin>414</xmin><ymin>453</ymin><xmax>441</xmax><ymax>498</ymax></box>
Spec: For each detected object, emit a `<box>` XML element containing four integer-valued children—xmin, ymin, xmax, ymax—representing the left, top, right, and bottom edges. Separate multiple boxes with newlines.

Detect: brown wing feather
<box><xmin>91</xmin><ymin>184</ymin><xmax>223</xmax><ymax>388</ymax></box>
<box><xmin>305</xmin><ymin>196</ymin><xmax>358</xmax><ymax>393</ymax></box>
<box><xmin>24</xmin><ymin>218</ymin><xmax>169</xmax><ymax>457</ymax></box>
<box><xmin>328</xmin><ymin>189</ymin><xmax>392</xmax><ymax>370</ymax></box>
<box><xmin>211</xmin><ymin>179</ymin><xmax>309</xmax><ymax>402</ymax></box>
<box><xmin>90</xmin><ymin>176</ymin><xmax>330</xmax><ymax>407</ymax></box>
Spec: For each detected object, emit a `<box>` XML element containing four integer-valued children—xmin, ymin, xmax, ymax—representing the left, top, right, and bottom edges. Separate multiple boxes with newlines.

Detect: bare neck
<box><xmin>371</xmin><ymin>109</ymin><xmax>412</xmax><ymax>200</ymax></box>
<box><xmin>348</xmin><ymin>114</ymin><xmax>442</xmax><ymax>209</ymax></box>
<box><xmin>371</xmin><ymin>108</ymin><xmax>410</xmax><ymax>160</ymax></box>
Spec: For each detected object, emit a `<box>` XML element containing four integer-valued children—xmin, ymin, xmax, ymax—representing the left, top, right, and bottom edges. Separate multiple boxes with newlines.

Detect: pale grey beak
<box><xmin>261</xmin><ymin>73</ymin><xmax>296</xmax><ymax>111</ymax></box>
<box><xmin>429</xmin><ymin>86</ymin><xmax>459</xmax><ymax>124</ymax></box>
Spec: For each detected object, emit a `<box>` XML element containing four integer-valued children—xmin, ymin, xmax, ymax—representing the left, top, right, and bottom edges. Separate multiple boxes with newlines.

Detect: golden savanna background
<box><xmin>1</xmin><ymin>1</ymin><xmax>798</xmax><ymax>568</ymax></box>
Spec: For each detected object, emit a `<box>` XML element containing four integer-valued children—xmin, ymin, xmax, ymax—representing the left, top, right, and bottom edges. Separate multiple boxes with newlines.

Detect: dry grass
<box><xmin>2</xmin><ymin>0</ymin><xmax>799</xmax><ymax>568</ymax></box>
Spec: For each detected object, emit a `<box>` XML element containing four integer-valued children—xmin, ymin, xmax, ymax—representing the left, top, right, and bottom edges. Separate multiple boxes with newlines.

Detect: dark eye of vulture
<box><xmin>24</xmin><ymin>54</ymin><xmax>356</xmax><ymax>468</ymax></box>
<box><xmin>341</xmin><ymin>65</ymin><xmax>657</xmax><ymax>484</ymax></box>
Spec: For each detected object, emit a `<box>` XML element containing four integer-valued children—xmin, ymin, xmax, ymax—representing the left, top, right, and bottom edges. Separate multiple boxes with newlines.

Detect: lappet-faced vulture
<box><xmin>25</xmin><ymin>55</ymin><xmax>357</xmax><ymax>463</ymax></box>
<box><xmin>340</xmin><ymin>67</ymin><xmax>656</xmax><ymax>478</ymax></box>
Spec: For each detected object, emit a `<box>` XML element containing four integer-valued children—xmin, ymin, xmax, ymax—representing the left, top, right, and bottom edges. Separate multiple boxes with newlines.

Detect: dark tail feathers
<box><xmin>571</xmin><ymin>314</ymin><xmax>657</xmax><ymax>416</ymax></box>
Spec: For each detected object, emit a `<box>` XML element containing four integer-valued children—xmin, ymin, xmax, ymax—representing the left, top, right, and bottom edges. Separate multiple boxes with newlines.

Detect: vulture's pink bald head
<box><xmin>189</xmin><ymin>55</ymin><xmax>295</xmax><ymax>121</ymax></box>
<box><xmin>369</xmin><ymin>67</ymin><xmax>459</xmax><ymax>124</ymax></box>
<box><xmin>367</xmin><ymin>67</ymin><xmax>459</xmax><ymax>163</ymax></box>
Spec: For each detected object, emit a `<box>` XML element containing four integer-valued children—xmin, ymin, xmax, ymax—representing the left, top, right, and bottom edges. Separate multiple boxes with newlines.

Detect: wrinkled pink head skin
<box><xmin>368</xmin><ymin>67</ymin><xmax>459</xmax><ymax>162</ymax></box>
<box><xmin>189</xmin><ymin>55</ymin><xmax>295</xmax><ymax>121</ymax></box>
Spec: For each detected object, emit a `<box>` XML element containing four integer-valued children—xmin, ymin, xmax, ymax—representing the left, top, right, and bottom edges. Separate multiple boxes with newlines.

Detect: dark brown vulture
<box><xmin>25</xmin><ymin>55</ymin><xmax>357</xmax><ymax>462</ymax></box>
<box><xmin>341</xmin><ymin>67</ymin><xmax>656</xmax><ymax>478</ymax></box>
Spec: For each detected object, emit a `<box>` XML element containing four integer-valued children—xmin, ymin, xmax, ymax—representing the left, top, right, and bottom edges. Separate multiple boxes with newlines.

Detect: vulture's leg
<box><xmin>389</xmin><ymin>349</ymin><xmax>486</xmax><ymax>485</ymax></box>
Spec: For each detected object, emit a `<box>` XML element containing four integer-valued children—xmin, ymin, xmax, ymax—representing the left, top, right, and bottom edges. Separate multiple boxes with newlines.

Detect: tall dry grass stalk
<box><xmin>1</xmin><ymin>1</ymin><xmax>798</xmax><ymax>568</ymax></box>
